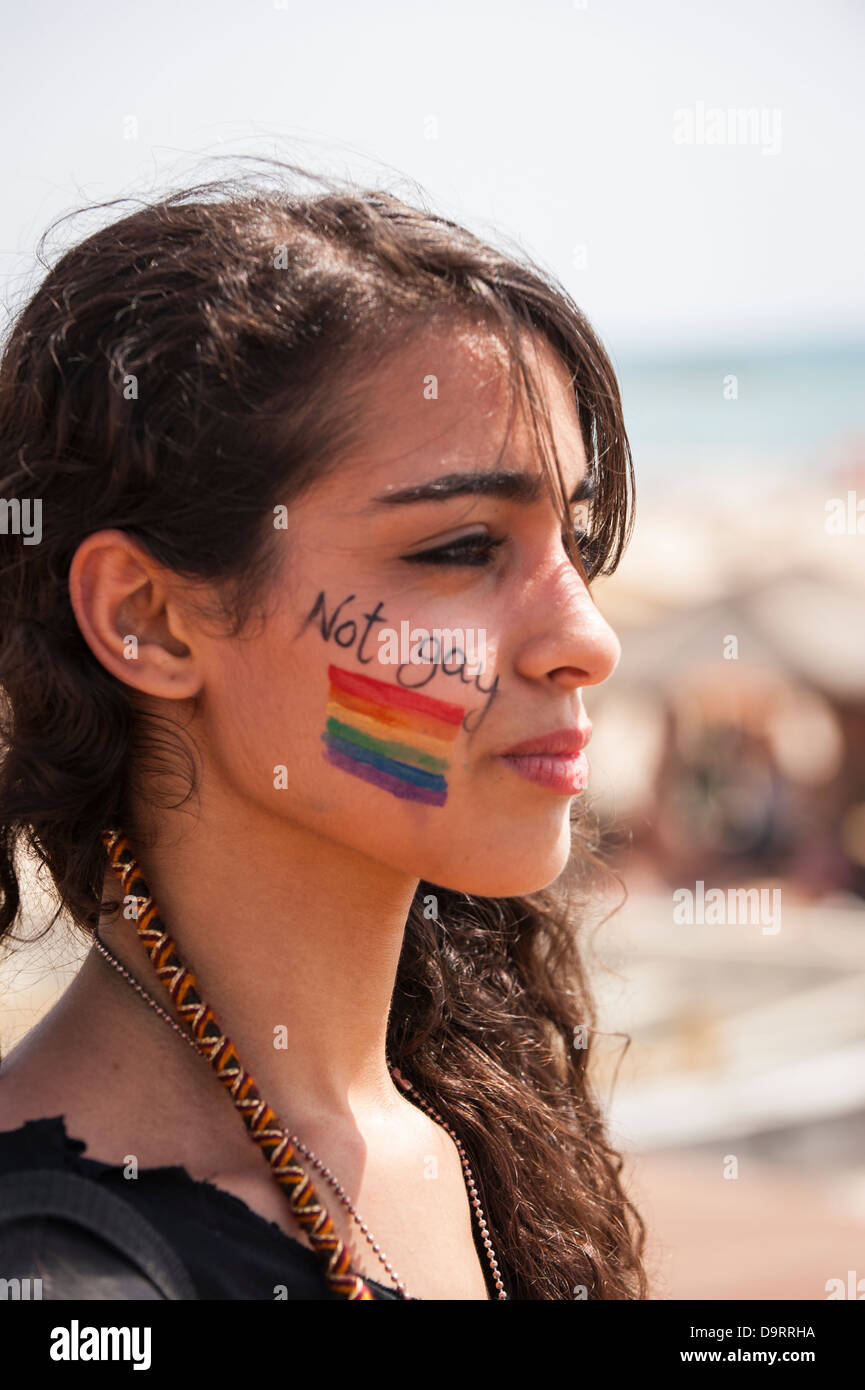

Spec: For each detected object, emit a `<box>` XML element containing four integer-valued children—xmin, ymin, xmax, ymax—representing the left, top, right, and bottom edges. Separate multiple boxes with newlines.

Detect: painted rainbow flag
<box><xmin>321</xmin><ymin>663</ymin><xmax>465</xmax><ymax>806</ymax></box>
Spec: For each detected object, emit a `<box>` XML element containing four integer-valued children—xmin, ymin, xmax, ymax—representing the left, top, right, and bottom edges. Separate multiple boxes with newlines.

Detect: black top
<box><xmin>0</xmin><ymin>1115</ymin><xmax>457</xmax><ymax>1300</ymax></box>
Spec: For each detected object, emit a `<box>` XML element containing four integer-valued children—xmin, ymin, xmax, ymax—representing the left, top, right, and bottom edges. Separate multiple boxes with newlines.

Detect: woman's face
<box><xmin>192</xmin><ymin>324</ymin><xmax>621</xmax><ymax>896</ymax></box>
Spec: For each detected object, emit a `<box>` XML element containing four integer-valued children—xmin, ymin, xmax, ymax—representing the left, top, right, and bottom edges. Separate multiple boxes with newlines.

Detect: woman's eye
<box><xmin>400</xmin><ymin>533</ymin><xmax>506</xmax><ymax>567</ymax></box>
<box><xmin>402</xmin><ymin>519</ymin><xmax>590</xmax><ymax>568</ymax></box>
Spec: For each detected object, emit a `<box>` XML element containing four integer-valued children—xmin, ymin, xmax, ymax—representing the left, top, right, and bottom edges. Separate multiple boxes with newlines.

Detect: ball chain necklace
<box><xmin>98</xmin><ymin>828</ymin><xmax>508</xmax><ymax>1301</ymax></box>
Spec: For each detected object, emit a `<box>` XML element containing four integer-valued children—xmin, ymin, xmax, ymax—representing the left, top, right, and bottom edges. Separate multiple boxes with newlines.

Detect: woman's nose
<box><xmin>511</xmin><ymin>558</ymin><xmax>622</xmax><ymax>692</ymax></box>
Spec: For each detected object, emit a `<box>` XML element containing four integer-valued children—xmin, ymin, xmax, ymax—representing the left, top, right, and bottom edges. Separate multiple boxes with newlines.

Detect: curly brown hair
<box><xmin>0</xmin><ymin>159</ymin><xmax>645</xmax><ymax>1299</ymax></box>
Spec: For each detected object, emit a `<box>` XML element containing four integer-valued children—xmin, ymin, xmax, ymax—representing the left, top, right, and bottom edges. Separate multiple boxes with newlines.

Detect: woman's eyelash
<box><xmin>401</xmin><ymin>534</ymin><xmax>506</xmax><ymax>567</ymax></box>
<box><xmin>401</xmin><ymin>520</ymin><xmax>589</xmax><ymax>569</ymax></box>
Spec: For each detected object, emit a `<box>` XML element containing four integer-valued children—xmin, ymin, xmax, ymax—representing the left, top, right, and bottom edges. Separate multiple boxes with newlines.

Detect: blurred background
<box><xmin>1</xmin><ymin>0</ymin><xmax>863</xmax><ymax>1300</ymax></box>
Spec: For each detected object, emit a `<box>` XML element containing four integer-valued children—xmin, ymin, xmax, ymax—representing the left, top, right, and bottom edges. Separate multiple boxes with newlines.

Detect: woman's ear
<box><xmin>68</xmin><ymin>529</ymin><xmax>204</xmax><ymax>699</ymax></box>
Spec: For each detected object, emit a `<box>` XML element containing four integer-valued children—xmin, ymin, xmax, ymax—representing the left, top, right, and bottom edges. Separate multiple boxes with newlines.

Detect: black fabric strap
<box><xmin>0</xmin><ymin>1168</ymin><xmax>198</xmax><ymax>1300</ymax></box>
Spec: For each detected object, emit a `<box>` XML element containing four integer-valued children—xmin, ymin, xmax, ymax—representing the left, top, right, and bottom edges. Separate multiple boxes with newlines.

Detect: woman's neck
<box><xmin>98</xmin><ymin>795</ymin><xmax>419</xmax><ymax>1126</ymax></box>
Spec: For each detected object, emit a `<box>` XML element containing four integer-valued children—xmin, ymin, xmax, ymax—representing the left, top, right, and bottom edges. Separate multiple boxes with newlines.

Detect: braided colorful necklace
<box><xmin>99</xmin><ymin>828</ymin><xmax>508</xmax><ymax>1301</ymax></box>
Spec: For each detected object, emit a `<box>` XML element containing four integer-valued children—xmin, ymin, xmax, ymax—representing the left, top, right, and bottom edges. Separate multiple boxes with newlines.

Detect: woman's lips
<box><xmin>498</xmin><ymin>749</ymin><xmax>589</xmax><ymax>794</ymax></box>
<box><xmin>496</xmin><ymin>726</ymin><xmax>592</xmax><ymax>794</ymax></box>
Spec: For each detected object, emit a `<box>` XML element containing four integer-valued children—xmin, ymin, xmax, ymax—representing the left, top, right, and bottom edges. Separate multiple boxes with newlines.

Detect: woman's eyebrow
<box><xmin>368</xmin><ymin>469</ymin><xmax>596</xmax><ymax>508</ymax></box>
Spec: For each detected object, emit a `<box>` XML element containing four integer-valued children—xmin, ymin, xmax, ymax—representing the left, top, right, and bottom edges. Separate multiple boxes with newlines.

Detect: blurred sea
<box><xmin>612</xmin><ymin>338</ymin><xmax>865</xmax><ymax>495</ymax></box>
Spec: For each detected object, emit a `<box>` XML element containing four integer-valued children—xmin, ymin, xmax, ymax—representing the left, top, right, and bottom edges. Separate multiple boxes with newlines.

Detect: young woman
<box><xmin>0</xmin><ymin>165</ymin><xmax>646</xmax><ymax>1300</ymax></box>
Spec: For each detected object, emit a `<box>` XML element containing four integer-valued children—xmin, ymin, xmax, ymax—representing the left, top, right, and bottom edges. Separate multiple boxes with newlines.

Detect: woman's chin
<box><xmin>425</xmin><ymin>837</ymin><xmax>573</xmax><ymax>899</ymax></box>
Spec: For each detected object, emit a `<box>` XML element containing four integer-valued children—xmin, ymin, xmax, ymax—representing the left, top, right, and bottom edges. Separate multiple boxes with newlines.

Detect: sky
<box><xmin>0</xmin><ymin>0</ymin><xmax>863</xmax><ymax>360</ymax></box>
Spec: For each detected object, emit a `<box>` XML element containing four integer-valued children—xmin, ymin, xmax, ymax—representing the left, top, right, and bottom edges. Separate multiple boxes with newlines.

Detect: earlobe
<box><xmin>68</xmin><ymin>529</ymin><xmax>203</xmax><ymax>700</ymax></box>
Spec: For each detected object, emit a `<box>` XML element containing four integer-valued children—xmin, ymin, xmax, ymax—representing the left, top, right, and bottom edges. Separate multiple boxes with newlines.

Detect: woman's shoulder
<box><xmin>0</xmin><ymin>1059</ymin><xmax>102</xmax><ymax>1173</ymax></box>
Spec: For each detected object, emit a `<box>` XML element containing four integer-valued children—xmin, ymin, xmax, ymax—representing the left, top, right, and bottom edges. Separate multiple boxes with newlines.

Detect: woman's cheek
<box><xmin>318</xmin><ymin>659</ymin><xmax>466</xmax><ymax>807</ymax></box>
